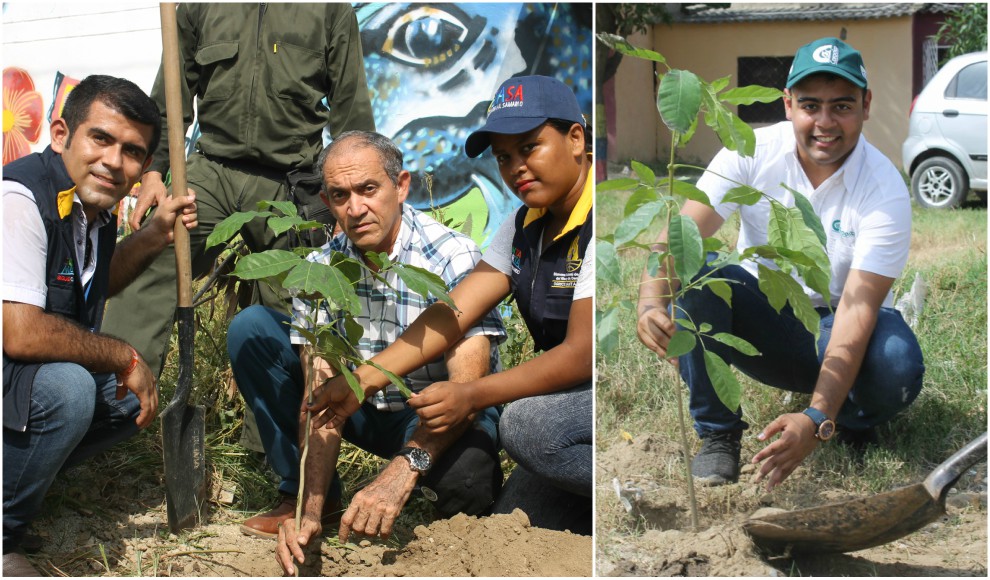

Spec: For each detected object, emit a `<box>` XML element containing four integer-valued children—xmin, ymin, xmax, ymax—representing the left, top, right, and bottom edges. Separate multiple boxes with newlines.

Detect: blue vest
<box><xmin>2</xmin><ymin>147</ymin><xmax>118</xmax><ymax>431</ymax></box>
<box><xmin>509</xmin><ymin>205</ymin><xmax>593</xmax><ymax>352</ymax></box>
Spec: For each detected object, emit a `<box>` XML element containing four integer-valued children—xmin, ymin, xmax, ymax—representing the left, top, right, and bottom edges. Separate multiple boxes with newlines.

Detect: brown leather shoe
<box><xmin>240</xmin><ymin>494</ymin><xmax>343</xmax><ymax>539</ymax></box>
<box><xmin>3</xmin><ymin>552</ymin><xmax>40</xmax><ymax>576</ymax></box>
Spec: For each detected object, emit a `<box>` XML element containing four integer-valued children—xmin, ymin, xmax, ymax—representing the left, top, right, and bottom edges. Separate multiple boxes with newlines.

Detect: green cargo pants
<box><xmin>102</xmin><ymin>153</ymin><xmax>293</xmax><ymax>451</ymax></box>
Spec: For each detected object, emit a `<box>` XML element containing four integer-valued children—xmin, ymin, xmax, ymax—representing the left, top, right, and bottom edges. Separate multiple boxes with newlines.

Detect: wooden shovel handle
<box><xmin>159</xmin><ymin>3</ymin><xmax>192</xmax><ymax>309</ymax></box>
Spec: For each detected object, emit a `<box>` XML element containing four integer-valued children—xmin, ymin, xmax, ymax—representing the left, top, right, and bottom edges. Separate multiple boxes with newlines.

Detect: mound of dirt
<box><xmin>597</xmin><ymin>432</ymin><xmax>988</xmax><ymax>577</ymax></box>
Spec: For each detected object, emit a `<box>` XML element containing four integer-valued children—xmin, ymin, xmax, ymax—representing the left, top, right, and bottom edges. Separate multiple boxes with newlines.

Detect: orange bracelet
<box><xmin>118</xmin><ymin>346</ymin><xmax>140</xmax><ymax>379</ymax></box>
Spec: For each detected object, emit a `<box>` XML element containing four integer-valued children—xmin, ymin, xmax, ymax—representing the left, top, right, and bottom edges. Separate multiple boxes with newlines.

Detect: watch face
<box><xmin>406</xmin><ymin>448</ymin><xmax>431</xmax><ymax>472</ymax></box>
<box><xmin>818</xmin><ymin>419</ymin><xmax>836</xmax><ymax>441</ymax></box>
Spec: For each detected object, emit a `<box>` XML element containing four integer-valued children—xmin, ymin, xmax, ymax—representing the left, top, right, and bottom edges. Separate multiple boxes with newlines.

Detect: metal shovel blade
<box><xmin>161</xmin><ymin>307</ymin><xmax>206</xmax><ymax>533</ymax></box>
<box><xmin>743</xmin><ymin>432</ymin><xmax>987</xmax><ymax>555</ymax></box>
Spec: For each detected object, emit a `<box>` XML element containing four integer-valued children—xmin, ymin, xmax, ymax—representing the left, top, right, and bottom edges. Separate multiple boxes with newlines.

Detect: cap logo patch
<box><xmin>860</xmin><ymin>65</ymin><xmax>868</xmax><ymax>79</ymax></box>
<box><xmin>813</xmin><ymin>45</ymin><xmax>839</xmax><ymax>65</ymax></box>
<box><xmin>488</xmin><ymin>84</ymin><xmax>524</xmax><ymax>115</ymax></box>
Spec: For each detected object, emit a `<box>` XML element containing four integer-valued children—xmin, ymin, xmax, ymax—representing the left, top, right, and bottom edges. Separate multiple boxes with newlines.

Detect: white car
<box><xmin>902</xmin><ymin>52</ymin><xmax>987</xmax><ymax>209</ymax></box>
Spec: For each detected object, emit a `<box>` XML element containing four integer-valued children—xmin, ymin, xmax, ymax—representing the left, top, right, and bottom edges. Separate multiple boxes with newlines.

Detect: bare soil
<box><xmin>26</xmin><ymin>461</ymin><xmax>591</xmax><ymax>577</ymax></box>
<box><xmin>596</xmin><ymin>433</ymin><xmax>987</xmax><ymax>577</ymax></box>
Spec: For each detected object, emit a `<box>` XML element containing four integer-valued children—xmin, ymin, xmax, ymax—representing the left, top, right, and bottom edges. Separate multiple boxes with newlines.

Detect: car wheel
<box><xmin>911</xmin><ymin>156</ymin><xmax>969</xmax><ymax>209</ymax></box>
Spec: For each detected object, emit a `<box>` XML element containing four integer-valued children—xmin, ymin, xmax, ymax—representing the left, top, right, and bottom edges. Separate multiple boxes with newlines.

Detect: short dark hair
<box><xmin>545</xmin><ymin>118</ymin><xmax>593</xmax><ymax>153</ymax></box>
<box><xmin>62</xmin><ymin>75</ymin><xmax>161</xmax><ymax>157</ymax></box>
<box><xmin>317</xmin><ymin>131</ymin><xmax>404</xmax><ymax>187</ymax></box>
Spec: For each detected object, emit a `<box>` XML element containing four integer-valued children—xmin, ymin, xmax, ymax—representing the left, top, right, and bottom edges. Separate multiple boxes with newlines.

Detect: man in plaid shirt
<box><xmin>227</xmin><ymin>132</ymin><xmax>506</xmax><ymax>547</ymax></box>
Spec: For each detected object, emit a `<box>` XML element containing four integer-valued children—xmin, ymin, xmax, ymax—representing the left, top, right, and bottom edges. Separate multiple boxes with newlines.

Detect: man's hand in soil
<box><xmin>276</xmin><ymin>515</ymin><xmax>322</xmax><ymax>576</ymax></box>
<box><xmin>338</xmin><ymin>458</ymin><xmax>417</xmax><ymax>543</ymax></box>
<box><xmin>307</xmin><ymin>374</ymin><xmax>364</xmax><ymax>431</ymax></box>
<box><xmin>751</xmin><ymin>412</ymin><xmax>818</xmax><ymax>490</ymax></box>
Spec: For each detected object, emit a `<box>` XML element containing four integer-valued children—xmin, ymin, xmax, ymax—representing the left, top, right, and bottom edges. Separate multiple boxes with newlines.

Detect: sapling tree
<box><xmin>596</xmin><ymin>33</ymin><xmax>833</xmax><ymax>528</ymax></box>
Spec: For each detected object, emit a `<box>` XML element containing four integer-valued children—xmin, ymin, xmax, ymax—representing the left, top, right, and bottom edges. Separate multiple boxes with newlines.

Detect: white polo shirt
<box><xmin>699</xmin><ymin>121</ymin><xmax>911</xmax><ymax>308</ymax></box>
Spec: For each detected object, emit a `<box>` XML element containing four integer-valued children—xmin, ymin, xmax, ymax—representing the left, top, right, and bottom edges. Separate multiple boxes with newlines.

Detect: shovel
<box><xmin>743</xmin><ymin>431</ymin><xmax>987</xmax><ymax>555</ymax></box>
<box><xmin>158</xmin><ymin>2</ymin><xmax>207</xmax><ymax>534</ymax></box>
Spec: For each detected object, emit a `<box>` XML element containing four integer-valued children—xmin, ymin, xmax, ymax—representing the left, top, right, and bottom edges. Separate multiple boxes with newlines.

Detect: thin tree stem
<box><xmin>295</xmin><ymin>345</ymin><xmax>315</xmax><ymax>577</ymax></box>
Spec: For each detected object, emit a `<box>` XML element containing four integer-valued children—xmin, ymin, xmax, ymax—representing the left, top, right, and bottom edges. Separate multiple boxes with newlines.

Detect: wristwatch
<box><xmin>802</xmin><ymin>407</ymin><xmax>836</xmax><ymax>441</ymax></box>
<box><xmin>395</xmin><ymin>447</ymin><xmax>432</xmax><ymax>474</ymax></box>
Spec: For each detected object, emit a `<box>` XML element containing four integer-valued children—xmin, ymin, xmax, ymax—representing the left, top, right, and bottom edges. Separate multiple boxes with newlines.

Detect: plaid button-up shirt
<box><xmin>290</xmin><ymin>204</ymin><xmax>506</xmax><ymax>411</ymax></box>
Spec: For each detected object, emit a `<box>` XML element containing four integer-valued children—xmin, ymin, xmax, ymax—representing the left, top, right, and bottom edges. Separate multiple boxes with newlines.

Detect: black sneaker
<box><xmin>691</xmin><ymin>430</ymin><xmax>743</xmax><ymax>486</ymax></box>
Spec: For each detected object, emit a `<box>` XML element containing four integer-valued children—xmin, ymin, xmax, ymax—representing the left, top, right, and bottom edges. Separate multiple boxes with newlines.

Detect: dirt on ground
<box><xmin>27</xmin><ymin>464</ymin><xmax>591</xmax><ymax>577</ymax></box>
<box><xmin>596</xmin><ymin>433</ymin><xmax>987</xmax><ymax>577</ymax></box>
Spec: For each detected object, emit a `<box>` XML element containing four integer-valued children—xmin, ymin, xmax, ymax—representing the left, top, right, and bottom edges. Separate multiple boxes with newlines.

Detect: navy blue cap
<box><xmin>465</xmin><ymin>75</ymin><xmax>585</xmax><ymax>158</ymax></box>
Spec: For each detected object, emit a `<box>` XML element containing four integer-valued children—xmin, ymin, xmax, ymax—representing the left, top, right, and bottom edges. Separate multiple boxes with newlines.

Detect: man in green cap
<box><xmin>636</xmin><ymin>37</ymin><xmax>924</xmax><ymax>488</ymax></box>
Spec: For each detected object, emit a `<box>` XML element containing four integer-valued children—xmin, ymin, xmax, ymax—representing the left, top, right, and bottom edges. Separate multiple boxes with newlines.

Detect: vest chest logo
<box><xmin>565</xmin><ymin>236</ymin><xmax>583</xmax><ymax>273</ymax></box>
<box><xmin>831</xmin><ymin>219</ymin><xmax>855</xmax><ymax>239</ymax></box>
<box><xmin>56</xmin><ymin>258</ymin><xmax>75</xmax><ymax>284</ymax></box>
<box><xmin>510</xmin><ymin>246</ymin><xmax>523</xmax><ymax>275</ymax></box>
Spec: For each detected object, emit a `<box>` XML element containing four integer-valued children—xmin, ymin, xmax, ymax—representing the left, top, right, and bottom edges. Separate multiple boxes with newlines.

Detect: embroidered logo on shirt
<box><xmin>56</xmin><ymin>258</ymin><xmax>74</xmax><ymax>283</ymax></box>
<box><xmin>510</xmin><ymin>246</ymin><xmax>523</xmax><ymax>274</ymax></box>
<box><xmin>565</xmin><ymin>236</ymin><xmax>583</xmax><ymax>273</ymax></box>
<box><xmin>831</xmin><ymin>219</ymin><xmax>855</xmax><ymax>239</ymax></box>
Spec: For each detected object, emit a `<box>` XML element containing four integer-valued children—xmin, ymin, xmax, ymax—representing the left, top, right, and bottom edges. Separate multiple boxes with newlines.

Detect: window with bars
<box><xmin>737</xmin><ymin>56</ymin><xmax>792</xmax><ymax>123</ymax></box>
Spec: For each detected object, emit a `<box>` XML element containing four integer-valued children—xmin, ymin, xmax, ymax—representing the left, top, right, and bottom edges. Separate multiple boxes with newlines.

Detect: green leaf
<box><xmin>597</xmin><ymin>177</ymin><xmax>640</xmax><ymax>192</ymax></box>
<box><xmin>711</xmin><ymin>332</ymin><xmax>760</xmax><ymax>356</ymax></box>
<box><xmin>757</xmin><ymin>264</ymin><xmax>791</xmax><ymax>313</ymax></box>
<box><xmin>668</xmin><ymin>214</ymin><xmax>704</xmax><ymax>283</ymax></box>
<box><xmin>231</xmin><ymin>249</ymin><xmax>299</xmax><ymax>280</ymax></box>
<box><xmin>284</xmin><ymin>261</ymin><xmax>360</xmax><ymax>314</ymax></box>
<box><xmin>704</xmin><ymin>351</ymin><xmax>742</xmax><ymax>412</ymax></box>
<box><xmin>624</xmin><ymin>186</ymin><xmax>661</xmax><ymax>216</ymax></box>
<box><xmin>268</xmin><ymin>215</ymin><xmax>305</xmax><ymax>237</ymax></box>
<box><xmin>730</xmin><ymin>114</ymin><xmax>757</xmax><ymax>157</ymax></box>
<box><xmin>596</xmin><ymin>306</ymin><xmax>620</xmax><ymax>358</ymax></box>
<box><xmin>788</xmin><ymin>288</ymin><xmax>822</xmax><ymax>344</ymax></box>
<box><xmin>709</xmin><ymin>279</ymin><xmax>733</xmax><ymax>307</ymax></box>
<box><xmin>614</xmin><ymin>200</ymin><xmax>664</xmax><ymax>247</ymax></box>
<box><xmin>698</xmin><ymin>322</ymin><xmax>712</xmax><ymax>333</ymax></box>
<box><xmin>597</xmin><ymin>240</ymin><xmax>622</xmax><ymax>286</ymax></box>
<box><xmin>670</xmin><ymin>180</ymin><xmax>712</xmax><ymax>207</ymax></box>
<box><xmin>719</xmin><ymin>85</ymin><xmax>785</xmax><ymax>106</ymax></box>
<box><xmin>709</xmin><ymin>75</ymin><xmax>731</xmax><ymax>93</ymax></box>
<box><xmin>206</xmin><ymin>211</ymin><xmax>264</xmax><ymax>249</ymax></box>
<box><xmin>702</xmin><ymin>237</ymin><xmax>725</xmax><ymax>253</ymax></box>
<box><xmin>336</xmin><ymin>364</ymin><xmax>366</xmax><ymax>403</ymax></box>
<box><xmin>665</xmin><ymin>330</ymin><xmax>697</xmax><ymax>359</ymax></box>
<box><xmin>365</xmin><ymin>360</ymin><xmax>412</xmax><ymax>398</ymax></box>
<box><xmin>645</xmin><ymin>250</ymin><xmax>667</xmax><ymax>277</ymax></box>
<box><xmin>677</xmin><ymin>318</ymin><xmax>697</xmax><ymax>332</ymax></box>
<box><xmin>722</xmin><ymin>185</ymin><xmax>762</xmax><ymax>206</ymax></box>
<box><xmin>781</xmin><ymin>183</ymin><xmax>827</xmax><ymax>247</ymax></box>
<box><xmin>631</xmin><ymin>160</ymin><xmax>656</xmax><ymax>185</ymax></box>
<box><xmin>597</xmin><ymin>33</ymin><xmax>667</xmax><ymax>63</ymax></box>
<box><xmin>802</xmin><ymin>266</ymin><xmax>832</xmax><ymax>306</ymax></box>
<box><xmin>678</xmin><ymin>114</ymin><xmax>700</xmax><ymax>147</ymax></box>
<box><xmin>658</xmin><ymin>69</ymin><xmax>702</xmax><ymax>134</ymax></box>
<box><xmin>342</xmin><ymin>314</ymin><xmax>364</xmax><ymax>347</ymax></box>
<box><xmin>258</xmin><ymin>199</ymin><xmax>298</xmax><ymax>217</ymax></box>
<box><xmin>391</xmin><ymin>263</ymin><xmax>457</xmax><ymax>312</ymax></box>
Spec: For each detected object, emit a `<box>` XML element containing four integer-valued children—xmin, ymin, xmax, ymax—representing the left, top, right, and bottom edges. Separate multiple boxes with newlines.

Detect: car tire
<box><xmin>911</xmin><ymin>156</ymin><xmax>969</xmax><ymax>209</ymax></box>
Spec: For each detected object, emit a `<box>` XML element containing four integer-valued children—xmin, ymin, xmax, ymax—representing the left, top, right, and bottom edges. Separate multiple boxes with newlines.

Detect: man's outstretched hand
<box><xmin>751</xmin><ymin>412</ymin><xmax>818</xmax><ymax>491</ymax></box>
<box><xmin>305</xmin><ymin>374</ymin><xmax>364</xmax><ymax>431</ymax></box>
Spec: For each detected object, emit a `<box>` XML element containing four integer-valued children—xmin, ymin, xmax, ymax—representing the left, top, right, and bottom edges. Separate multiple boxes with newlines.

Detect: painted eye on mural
<box><xmin>380</xmin><ymin>6</ymin><xmax>481</xmax><ymax>69</ymax></box>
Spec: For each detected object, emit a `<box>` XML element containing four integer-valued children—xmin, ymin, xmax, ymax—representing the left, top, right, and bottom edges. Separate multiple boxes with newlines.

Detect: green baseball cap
<box><xmin>787</xmin><ymin>37</ymin><xmax>868</xmax><ymax>89</ymax></box>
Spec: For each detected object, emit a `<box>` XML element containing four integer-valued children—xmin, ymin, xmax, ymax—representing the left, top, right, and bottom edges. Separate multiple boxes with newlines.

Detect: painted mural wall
<box><xmin>2</xmin><ymin>2</ymin><xmax>592</xmax><ymax>245</ymax></box>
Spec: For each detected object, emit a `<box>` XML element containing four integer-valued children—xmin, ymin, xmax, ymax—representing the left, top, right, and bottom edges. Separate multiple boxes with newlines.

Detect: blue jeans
<box><xmin>3</xmin><ymin>363</ymin><xmax>141</xmax><ymax>550</ymax></box>
<box><xmin>227</xmin><ymin>306</ymin><xmax>502</xmax><ymax>517</ymax></box>
<box><xmin>677</xmin><ymin>257</ymin><xmax>925</xmax><ymax>437</ymax></box>
<box><xmin>499</xmin><ymin>381</ymin><xmax>592</xmax><ymax>497</ymax></box>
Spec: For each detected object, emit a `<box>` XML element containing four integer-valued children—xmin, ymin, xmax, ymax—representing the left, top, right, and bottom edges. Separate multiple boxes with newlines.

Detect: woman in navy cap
<box><xmin>311</xmin><ymin>75</ymin><xmax>593</xmax><ymax>532</ymax></box>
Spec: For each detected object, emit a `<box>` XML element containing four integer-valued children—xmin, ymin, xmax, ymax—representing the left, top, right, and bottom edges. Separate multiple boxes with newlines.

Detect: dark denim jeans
<box><xmin>227</xmin><ymin>305</ymin><xmax>502</xmax><ymax>517</ymax></box>
<box><xmin>677</xmin><ymin>257</ymin><xmax>925</xmax><ymax>437</ymax></box>
<box><xmin>3</xmin><ymin>363</ymin><xmax>141</xmax><ymax>550</ymax></box>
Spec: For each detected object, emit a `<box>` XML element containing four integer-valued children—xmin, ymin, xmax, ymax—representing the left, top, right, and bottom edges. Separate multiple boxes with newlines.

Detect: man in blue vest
<box><xmin>2</xmin><ymin>75</ymin><xmax>197</xmax><ymax>575</ymax></box>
